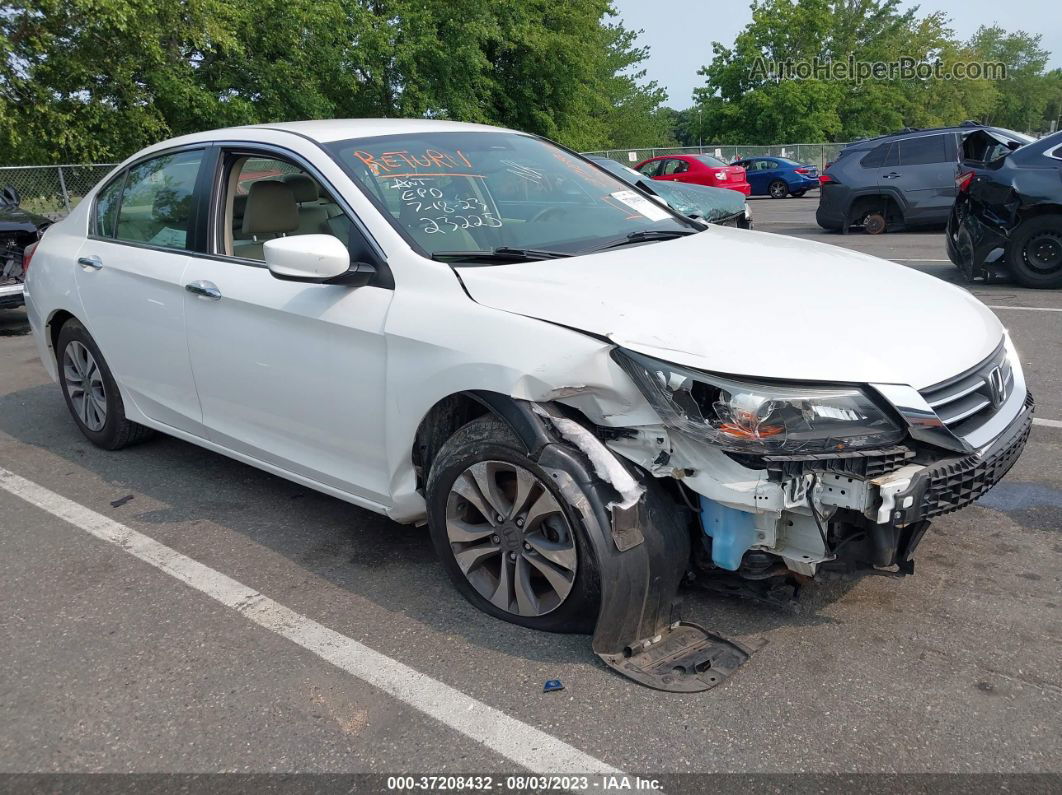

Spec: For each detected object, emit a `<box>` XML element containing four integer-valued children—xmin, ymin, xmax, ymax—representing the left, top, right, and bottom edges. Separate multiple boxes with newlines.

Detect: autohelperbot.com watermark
<box><xmin>749</xmin><ymin>56</ymin><xmax>1007</xmax><ymax>83</ymax></box>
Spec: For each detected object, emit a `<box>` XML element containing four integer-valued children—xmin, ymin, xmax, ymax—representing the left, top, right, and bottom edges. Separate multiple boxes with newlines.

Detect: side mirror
<box><xmin>264</xmin><ymin>234</ymin><xmax>375</xmax><ymax>286</ymax></box>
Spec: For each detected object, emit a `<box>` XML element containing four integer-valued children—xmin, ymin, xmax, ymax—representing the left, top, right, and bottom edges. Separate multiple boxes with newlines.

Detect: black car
<box><xmin>947</xmin><ymin>130</ymin><xmax>1062</xmax><ymax>289</ymax></box>
<box><xmin>1</xmin><ymin>187</ymin><xmax>52</xmax><ymax>309</ymax></box>
<box><xmin>586</xmin><ymin>156</ymin><xmax>752</xmax><ymax>227</ymax></box>
<box><xmin>817</xmin><ymin>123</ymin><xmax>1032</xmax><ymax>234</ymax></box>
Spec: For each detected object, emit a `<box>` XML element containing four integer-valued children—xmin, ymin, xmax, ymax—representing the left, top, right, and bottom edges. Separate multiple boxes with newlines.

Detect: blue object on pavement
<box><xmin>543</xmin><ymin>679</ymin><xmax>564</xmax><ymax>692</ymax></box>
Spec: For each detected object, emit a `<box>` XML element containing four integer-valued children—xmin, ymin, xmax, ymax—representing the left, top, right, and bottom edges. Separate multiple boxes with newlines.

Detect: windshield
<box><xmin>326</xmin><ymin>132</ymin><xmax>691</xmax><ymax>259</ymax></box>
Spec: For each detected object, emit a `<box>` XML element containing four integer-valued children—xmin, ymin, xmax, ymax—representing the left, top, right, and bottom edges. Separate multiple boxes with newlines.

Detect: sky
<box><xmin>612</xmin><ymin>0</ymin><xmax>1062</xmax><ymax>109</ymax></box>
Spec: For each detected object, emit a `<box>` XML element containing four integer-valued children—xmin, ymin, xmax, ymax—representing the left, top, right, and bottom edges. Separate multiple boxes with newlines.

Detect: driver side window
<box><xmin>638</xmin><ymin>160</ymin><xmax>661</xmax><ymax>177</ymax></box>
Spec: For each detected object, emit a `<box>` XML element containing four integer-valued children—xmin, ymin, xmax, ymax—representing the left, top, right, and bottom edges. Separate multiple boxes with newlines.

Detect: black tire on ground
<box><xmin>768</xmin><ymin>180</ymin><xmax>788</xmax><ymax>199</ymax></box>
<box><xmin>1006</xmin><ymin>215</ymin><xmax>1062</xmax><ymax>289</ymax></box>
<box><xmin>863</xmin><ymin>211</ymin><xmax>887</xmax><ymax>235</ymax></box>
<box><xmin>56</xmin><ymin>319</ymin><xmax>155</xmax><ymax>450</ymax></box>
<box><xmin>792</xmin><ymin>190</ymin><xmax>807</xmax><ymax>197</ymax></box>
<box><xmin>425</xmin><ymin>415</ymin><xmax>601</xmax><ymax>634</ymax></box>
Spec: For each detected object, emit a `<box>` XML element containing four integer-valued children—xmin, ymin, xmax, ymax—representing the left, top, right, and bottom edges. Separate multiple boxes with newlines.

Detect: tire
<box><xmin>426</xmin><ymin>415</ymin><xmax>600</xmax><ymax>634</ymax></box>
<box><xmin>792</xmin><ymin>190</ymin><xmax>807</xmax><ymax>198</ymax></box>
<box><xmin>1006</xmin><ymin>215</ymin><xmax>1062</xmax><ymax>289</ymax></box>
<box><xmin>56</xmin><ymin>319</ymin><xmax>155</xmax><ymax>450</ymax></box>
<box><xmin>768</xmin><ymin>180</ymin><xmax>788</xmax><ymax>199</ymax></box>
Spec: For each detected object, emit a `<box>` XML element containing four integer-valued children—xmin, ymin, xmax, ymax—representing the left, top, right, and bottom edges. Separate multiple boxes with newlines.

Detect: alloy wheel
<box><xmin>63</xmin><ymin>340</ymin><xmax>107</xmax><ymax>431</ymax></box>
<box><xmin>445</xmin><ymin>460</ymin><xmax>577</xmax><ymax>617</ymax></box>
<box><xmin>769</xmin><ymin>181</ymin><xmax>787</xmax><ymax>198</ymax></box>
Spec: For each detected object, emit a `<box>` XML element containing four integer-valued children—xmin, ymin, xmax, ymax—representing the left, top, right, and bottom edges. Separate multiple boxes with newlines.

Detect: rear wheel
<box><xmin>56</xmin><ymin>319</ymin><xmax>154</xmax><ymax>449</ymax></box>
<box><xmin>1006</xmin><ymin>215</ymin><xmax>1062</xmax><ymax>289</ymax></box>
<box><xmin>426</xmin><ymin>415</ymin><xmax>600</xmax><ymax>633</ymax></box>
<box><xmin>768</xmin><ymin>180</ymin><xmax>788</xmax><ymax>199</ymax></box>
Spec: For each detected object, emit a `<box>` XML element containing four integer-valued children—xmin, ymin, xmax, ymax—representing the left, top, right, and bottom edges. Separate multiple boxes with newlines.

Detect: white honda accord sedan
<box><xmin>23</xmin><ymin>120</ymin><xmax>1032</xmax><ymax>690</ymax></box>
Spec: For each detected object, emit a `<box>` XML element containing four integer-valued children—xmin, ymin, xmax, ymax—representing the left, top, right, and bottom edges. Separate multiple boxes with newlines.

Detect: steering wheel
<box><xmin>528</xmin><ymin>206</ymin><xmax>567</xmax><ymax>224</ymax></box>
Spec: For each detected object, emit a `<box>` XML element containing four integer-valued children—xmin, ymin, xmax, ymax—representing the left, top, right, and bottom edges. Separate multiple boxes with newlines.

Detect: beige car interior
<box><xmin>224</xmin><ymin>156</ymin><xmax>346</xmax><ymax>260</ymax></box>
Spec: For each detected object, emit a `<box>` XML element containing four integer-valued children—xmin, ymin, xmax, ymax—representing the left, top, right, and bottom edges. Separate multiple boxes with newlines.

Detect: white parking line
<box><xmin>0</xmin><ymin>466</ymin><xmax>623</xmax><ymax>777</ymax></box>
<box><xmin>987</xmin><ymin>305</ymin><xmax>1062</xmax><ymax>313</ymax></box>
<box><xmin>1034</xmin><ymin>418</ymin><xmax>1062</xmax><ymax>429</ymax></box>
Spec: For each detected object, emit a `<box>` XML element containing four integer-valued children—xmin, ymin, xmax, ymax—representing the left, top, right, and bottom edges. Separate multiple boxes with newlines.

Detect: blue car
<box><xmin>732</xmin><ymin>157</ymin><xmax>819</xmax><ymax>198</ymax></box>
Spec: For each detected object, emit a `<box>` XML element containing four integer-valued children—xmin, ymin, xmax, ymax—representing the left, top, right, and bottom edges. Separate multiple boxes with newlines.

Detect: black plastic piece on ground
<box><xmin>598</xmin><ymin>622</ymin><xmax>758</xmax><ymax>693</ymax></box>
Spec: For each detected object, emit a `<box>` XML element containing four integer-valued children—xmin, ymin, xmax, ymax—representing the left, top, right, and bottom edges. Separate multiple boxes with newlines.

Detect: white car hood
<box><xmin>456</xmin><ymin>226</ymin><xmax>1003</xmax><ymax>390</ymax></box>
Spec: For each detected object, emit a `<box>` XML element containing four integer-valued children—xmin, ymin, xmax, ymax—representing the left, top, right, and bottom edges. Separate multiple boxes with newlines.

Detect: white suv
<box><xmin>23</xmin><ymin>120</ymin><xmax>1033</xmax><ymax>691</ymax></box>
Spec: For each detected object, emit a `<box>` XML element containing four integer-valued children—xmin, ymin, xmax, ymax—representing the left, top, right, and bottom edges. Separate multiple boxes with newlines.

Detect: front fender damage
<box><xmin>526</xmin><ymin>403</ymin><xmax>759</xmax><ymax>692</ymax></box>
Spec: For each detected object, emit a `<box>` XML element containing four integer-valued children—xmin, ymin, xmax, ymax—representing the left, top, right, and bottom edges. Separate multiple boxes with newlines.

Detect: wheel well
<box><xmin>849</xmin><ymin>194</ymin><xmax>903</xmax><ymax>224</ymax></box>
<box><xmin>412</xmin><ymin>394</ymin><xmax>490</xmax><ymax>491</ymax></box>
<box><xmin>47</xmin><ymin>310</ymin><xmax>76</xmax><ymax>359</ymax></box>
<box><xmin>1017</xmin><ymin>205</ymin><xmax>1062</xmax><ymax>225</ymax></box>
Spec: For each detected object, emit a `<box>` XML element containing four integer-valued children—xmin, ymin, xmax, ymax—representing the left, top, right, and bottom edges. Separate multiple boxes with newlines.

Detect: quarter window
<box><xmin>115</xmin><ymin>150</ymin><xmax>204</xmax><ymax>250</ymax></box>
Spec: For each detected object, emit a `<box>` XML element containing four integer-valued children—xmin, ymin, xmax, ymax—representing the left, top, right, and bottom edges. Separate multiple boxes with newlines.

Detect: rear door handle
<box><xmin>882</xmin><ymin>172</ymin><xmax>901</xmax><ymax>179</ymax></box>
<box><xmin>185</xmin><ymin>280</ymin><xmax>222</xmax><ymax>300</ymax></box>
<box><xmin>77</xmin><ymin>255</ymin><xmax>103</xmax><ymax>270</ymax></box>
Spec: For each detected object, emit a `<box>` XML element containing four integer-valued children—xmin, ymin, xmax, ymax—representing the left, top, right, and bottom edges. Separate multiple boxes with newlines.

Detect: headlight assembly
<box><xmin>612</xmin><ymin>348</ymin><xmax>904</xmax><ymax>454</ymax></box>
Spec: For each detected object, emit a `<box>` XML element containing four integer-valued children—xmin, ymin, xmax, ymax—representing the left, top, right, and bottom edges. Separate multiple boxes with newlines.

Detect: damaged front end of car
<box><xmin>528</xmin><ymin>335</ymin><xmax>1032</xmax><ymax>692</ymax></box>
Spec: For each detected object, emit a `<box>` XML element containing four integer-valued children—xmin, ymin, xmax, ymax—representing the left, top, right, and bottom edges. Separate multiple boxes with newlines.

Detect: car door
<box><xmin>181</xmin><ymin>147</ymin><xmax>394</xmax><ymax>503</ymax></box>
<box><xmin>74</xmin><ymin>148</ymin><xmax>208</xmax><ymax>435</ymax></box>
<box><xmin>884</xmin><ymin>133</ymin><xmax>958</xmax><ymax>223</ymax></box>
<box><xmin>746</xmin><ymin>160</ymin><xmax>773</xmax><ymax>194</ymax></box>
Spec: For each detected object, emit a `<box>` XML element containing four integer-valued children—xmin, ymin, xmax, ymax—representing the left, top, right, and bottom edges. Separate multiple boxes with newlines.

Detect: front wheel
<box><xmin>1006</xmin><ymin>215</ymin><xmax>1062</xmax><ymax>289</ymax></box>
<box><xmin>768</xmin><ymin>180</ymin><xmax>788</xmax><ymax>199</ymax></box>
<box><xmin>426</xmin><ymin>416</ymin><xmax>600</xmax><ymax>633</ymax></box>
<box><xmin>56</xmin><ymin>319</ymin><xmax>154</xmax><ymax>449</ymax></box>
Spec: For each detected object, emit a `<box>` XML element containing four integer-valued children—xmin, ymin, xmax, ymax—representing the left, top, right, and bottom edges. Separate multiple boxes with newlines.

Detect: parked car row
<box><xmin>631</xmin><ymin>153</ymin><xmax>821</xmax><ymax>200</ymax></box>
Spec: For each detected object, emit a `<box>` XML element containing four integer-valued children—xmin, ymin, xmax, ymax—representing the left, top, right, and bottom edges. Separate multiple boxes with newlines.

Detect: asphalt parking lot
<box><xmin>1</xmin><ymin>194</ymin><xmax>1060</xmax><ymax>779</ymax></box>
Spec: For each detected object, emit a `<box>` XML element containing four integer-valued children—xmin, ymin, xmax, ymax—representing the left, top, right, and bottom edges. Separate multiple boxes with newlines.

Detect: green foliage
<box><xmin>0</xmin><ymin>0</ymin><xmax>670</xmax><ymax>163</ymax></box>
<box><xmin>691</xmin><ymin>0</ymin><xmax>1057</xmax><ymax>143</ymax></box>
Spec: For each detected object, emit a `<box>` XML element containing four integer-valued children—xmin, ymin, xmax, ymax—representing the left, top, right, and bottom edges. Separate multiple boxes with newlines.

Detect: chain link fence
<box><xmin>0</xmin><ymin>164</ymin><xmax>117</xmax><ymax>220</ymax></box>
<box><xmin>582</xmin><ymin>143</ymin><xmax>849</xmax><ymax>171</ymax></box>
<box><xmin>1</xmin><ymin>143</ymin><xmax>851</xmax><ymax>220</ymax></box>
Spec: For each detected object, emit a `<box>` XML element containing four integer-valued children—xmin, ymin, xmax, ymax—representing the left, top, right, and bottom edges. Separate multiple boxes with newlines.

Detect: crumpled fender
<box><xmin>473</xmin><ymin>393</ymin><xmax>758</xmax><ymax>691</ymax></box>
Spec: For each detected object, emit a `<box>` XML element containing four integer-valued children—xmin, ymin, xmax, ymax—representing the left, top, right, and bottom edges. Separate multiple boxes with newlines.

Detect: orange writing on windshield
<box><xmin>353</xmin><ymin>149</ymin><xmax>474</xmax><ymax>175</ymax></box>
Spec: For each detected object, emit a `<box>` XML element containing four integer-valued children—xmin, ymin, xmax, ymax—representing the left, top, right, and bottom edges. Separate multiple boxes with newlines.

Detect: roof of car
<box><xmin>236</xmin><ymin>118</ymin><xmax>512</xmax><ymax>143</ymax></box>
<box><xmin>843</xmin><ymin>123</ymin><xmax>1004</xmax><ymax>150</ymax></box>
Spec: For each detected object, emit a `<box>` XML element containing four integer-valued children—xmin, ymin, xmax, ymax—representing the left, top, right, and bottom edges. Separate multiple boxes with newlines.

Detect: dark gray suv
<box><xmin>816</xmin><ymin>124</ymin><xmax>1032</xmax><ymax>234</ymax></box>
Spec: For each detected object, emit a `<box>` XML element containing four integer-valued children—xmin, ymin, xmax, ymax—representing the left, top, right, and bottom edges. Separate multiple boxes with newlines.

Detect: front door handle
<box><xmin>185</xmin><ymin>280</ymin><xmax>222</xmax><ymax>300</ymax></box>
<box><xmin>882</xmin><ymin>172</ymin><xmax>901</xmax><ymax>179</ymax></box>
<box><xmin>77</xmin><ymin>255</ymin><xmax>103</xmax><ymax>270</ymax></box>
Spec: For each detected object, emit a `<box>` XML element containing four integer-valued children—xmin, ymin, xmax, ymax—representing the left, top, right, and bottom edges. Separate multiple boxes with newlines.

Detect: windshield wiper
<box><xmin>586</xmin><ymin>228</ymin><xmax>699</xmax><ymax>253</ymax></box>
<box><xmin>431</xmin><ymin>246</ymin><xmax>572</xmax><ymax>264</ymax></box>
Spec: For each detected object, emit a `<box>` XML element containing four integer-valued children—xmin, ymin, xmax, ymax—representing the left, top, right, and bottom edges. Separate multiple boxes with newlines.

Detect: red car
<box><xmin>634</xmin><ymin>154</ymin><xmax>751</xmax><ymax>195</ymax></box>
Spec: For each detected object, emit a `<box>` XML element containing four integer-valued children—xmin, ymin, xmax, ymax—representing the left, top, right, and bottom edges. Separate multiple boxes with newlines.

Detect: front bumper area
<box><xmin>874</xmin><ymin>393</ymin><xmax>1033</xmax><ymax>527</ymax></box>
<box><xmin>0</xmin><ymin>282</ymin><xmax>24</xmax><ymax>309</ymax></box>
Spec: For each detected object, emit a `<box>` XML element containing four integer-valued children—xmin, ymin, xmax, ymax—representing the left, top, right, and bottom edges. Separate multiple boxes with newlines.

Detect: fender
<box><xmin>481</xmin><ymin>394</ymin><xmax>757</xmax><ymax>692</ymax></box>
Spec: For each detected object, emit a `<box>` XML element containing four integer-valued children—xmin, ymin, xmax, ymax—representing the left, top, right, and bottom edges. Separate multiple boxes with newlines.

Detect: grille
<box><xmin>919</xmin><ymin>341</ymin><xmax>1011</xmax><ymax>437</ymax></box>
<box><xmin>732</xmin><ymin>446</ymin><xmax>915</xmax><ymax>480</ymax></box>
<box><xmin>919</xmin><ymin>394</ymin><xmax>1032</xmax><ymax>517</ymax></box>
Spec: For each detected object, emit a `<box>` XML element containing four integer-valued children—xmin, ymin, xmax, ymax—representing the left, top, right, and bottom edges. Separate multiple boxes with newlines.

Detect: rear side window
<box><xmin>93</xmin><ymin>175</ymin><xmax>125</xmax><ymax>237</ymax></box>
<box><xmin>661</xmin><ymin>159</ymin><xmax>688</xmax><ymax>175</ymax></box>
<box><xmin>115</xmin><ymin>150</ymin><xmax>204</xmax><ymax>250</ymax></box>
<box><xmin>860</xmin><ymin>143</ymin><xmax>897</xmax><ymax>168</ymax></box>
<box><xmin>899</xmin><ymin>135</ymin><xmax>948</xmax><ymax>166</ymax></box>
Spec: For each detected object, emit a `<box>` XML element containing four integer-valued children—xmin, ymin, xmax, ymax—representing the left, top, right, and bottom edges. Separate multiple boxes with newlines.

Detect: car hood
<box><xmin>645</xmin><ymin>181</ymin><xmax>744</xmax><ymax>222</ymax></box>
<box><xmin>456</xmin><ymin>226</ymin><xmax>1003</xmax><ymax>389</ymax></box>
